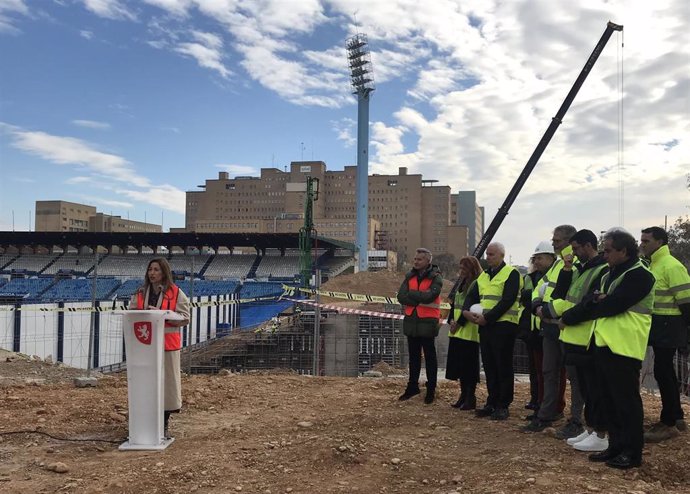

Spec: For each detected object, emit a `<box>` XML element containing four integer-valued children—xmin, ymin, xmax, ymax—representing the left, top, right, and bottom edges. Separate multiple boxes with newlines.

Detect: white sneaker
<box><xmin>573</xmin><ymin>433</ymin><xmax>608</xmax><ymax>452</ymax></box>
<box><xmin>566</xmin><ymin>430</ymin><xmax>591</xmax><ymax>446</ymax></box>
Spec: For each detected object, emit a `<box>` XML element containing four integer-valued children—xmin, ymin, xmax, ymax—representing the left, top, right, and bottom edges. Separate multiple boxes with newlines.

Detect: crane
<box><xmin>299</xmin><ymin>176</ymin><xmax>319</xmax><ymax>288</ymax></box>
<box><xmin>449</xmin><ymin>21</ymin><xmax>623</xmax><ymax>300</ymax></box>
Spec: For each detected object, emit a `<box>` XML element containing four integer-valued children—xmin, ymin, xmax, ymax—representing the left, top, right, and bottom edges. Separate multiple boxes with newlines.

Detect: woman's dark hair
<box><xmin>459</xmin><ymin>256</ymin><xmax>483</xmax><ymax>293</ymax></box>
<box><xmin>143</xmin><ymin>257</ymin><xmax>174</xmax><ymax>292</ymax></box>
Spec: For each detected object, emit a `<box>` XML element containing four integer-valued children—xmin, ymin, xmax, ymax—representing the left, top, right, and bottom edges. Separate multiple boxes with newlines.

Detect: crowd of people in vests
<box><xmin>396</xmin><ymin>226</ymin><xmax>690</xmax><ymax>470</ymax></box>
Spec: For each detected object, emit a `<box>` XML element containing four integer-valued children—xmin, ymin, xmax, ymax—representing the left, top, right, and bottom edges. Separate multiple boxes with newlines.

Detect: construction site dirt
<box><xmin>1</xmin><ymin>354</ymin><xmax>689</xmax><ymax>494</ymax></box>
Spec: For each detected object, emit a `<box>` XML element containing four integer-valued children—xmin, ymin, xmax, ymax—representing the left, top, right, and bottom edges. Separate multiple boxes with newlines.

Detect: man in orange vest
<box><xmin>397</xmin><ymin>247</ymin><xmax>443</xmax><ymax>404</ymax></box>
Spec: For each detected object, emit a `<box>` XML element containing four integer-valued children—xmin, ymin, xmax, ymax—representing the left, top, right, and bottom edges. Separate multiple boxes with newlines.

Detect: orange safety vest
<box><xmin>136</xmin><ymin>284</ymin><xmax>181</xmax><ymax>351</ymax></box>
<box><xmin>403</xmin><ymin>276</ymin><xmax>441</xmax><ymax>319</ymax></box>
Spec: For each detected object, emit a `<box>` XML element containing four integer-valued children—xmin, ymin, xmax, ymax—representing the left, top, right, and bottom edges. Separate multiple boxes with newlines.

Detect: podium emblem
<box><xmin>134</xmin><ymin>321</ymin><xmax>152</xmax><ymax>345</ymax></box>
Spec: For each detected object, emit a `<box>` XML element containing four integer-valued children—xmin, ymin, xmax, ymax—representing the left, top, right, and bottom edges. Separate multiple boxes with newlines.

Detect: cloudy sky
<box><xmin>0</xmin><ymin>0</ymin><xmax>687</xmax><ymax>264</ymax></box>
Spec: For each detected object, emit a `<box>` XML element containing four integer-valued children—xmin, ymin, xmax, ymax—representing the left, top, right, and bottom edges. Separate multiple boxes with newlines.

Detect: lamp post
<box><xmin>347</xmin><ymin>33</ymin><xmax>375</xmax><ymax>273</ymax></box>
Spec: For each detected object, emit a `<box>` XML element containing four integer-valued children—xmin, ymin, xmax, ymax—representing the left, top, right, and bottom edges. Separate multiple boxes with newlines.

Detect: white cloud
<box><xmin>215</xmin><ymin>163</ymin><xmax>257</xmax><ymax>176</ymax></box>
<box><xmin>1</xmin><ymin>123</ymin><xmax>186</xmax><ymax>215</ymax></box>
<box><xmin>77</xmin><ymin>194</ymin><xmax>133</xmax><ymax>209</ymax></box>
<box><xmin>173</xmin><ymin>30</ymin><xmax>231</xmax><ymax>78</ymax></box>
<box><xmin>79</xmin><ymin>29</ymin><xmax>93</xmax><ymax>39</ymax></box>
<box><xmin>370</xmin><ymin>121</ymin><xmax>405</xmax><ymax>162</ymax></box>
<box><xmin>142</xmin><ymin>0</ymin><xmax>193</xmax><ymax>18</ymax></box>
<box><xmin>65</xmin><ymin>176</ymin><xmax>93</xmax><ymax>184</ymax></box>
<box><xmin>331</xmin><ymin>118</ymin><xmax>356</xmax><ymax>148</ymax></box>
<box><xmin>117</xmin><ymin>184</ymin><xmax>186</xmax><ymax>214</ymax></box>
<box><xmin>3</xmin><ymin>0</ymin><xmax>689</xmax><ymax>262</ymax></box>
<box><xmin>72</xmin><ymin>119</ymin><xmax>111</xmax><ymax>130</ymax></box>
<box><xmin>0</xmin><ymin>0</ymin><xmax>29</xmax><ymax>34</ymax></box>
<box><xmin>81</xmin><ymin>0</ymin><xmax>136</xmax><ymax>21</ymax></box>
<box><xmin>5</xmin><ymin>126</ymin><xmax>148</xmax><ymax>186</ymax></box>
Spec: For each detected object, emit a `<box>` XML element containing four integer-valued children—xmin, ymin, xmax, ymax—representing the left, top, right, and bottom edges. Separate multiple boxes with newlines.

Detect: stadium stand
<box><xmin>168</xmin><ymin>254</ymin><xmax>211</xmax><ymax>276</ymax></box>
<box><xmin>0</xmin><ymin>278</ymin><xmax>53</xmax><ymax>300</ymax></box>
<box><xmin>203</xmin><ymin>254</ymin><xmax>256</xmax><ymax>279</ymax></box>
<box><xmin>317</xmin><ymin>256</ymin><xmax>355</xmax><ymax>277</ymax></box>
<box><xmin>175</xmin><ymin>280</ymin><xmax>239</xmax><ymax>297</ymax></box>
<box><xmin>239</xmin><ymin>282</ymin><xmax>285</xmax><ymax>298</ymax></box>
<box><xmin>3</xmin><ymin>255</ymin><xmax>54</xmax><ymax>274</ymax></box>
<box><xmin>42</xmin><ymin>254</ymin><xmax>99</xmax><ymax>275</ymax></box>
<box><xmin>113</xmin><ymin>279</ymin><xmax>142</xmax><ymax>299</ymax></box>
<box><xmin>40</xmin><ymin>278</ymin><xmax>121</xmax><ymax>302</ymax></box>
<box><xmin>255</xmin><ymin>254</ymin><xmax>300</xmax><ymax>278</ymax></box>
<box><xmin>97</xmin><ymin>255</ymin><xmax>157</xmax><ymax>279</ymax></box>
<box><xmin>0</xmin><ymin>254</ymin><xmax>18</xmax><ymax>271</ymax></box>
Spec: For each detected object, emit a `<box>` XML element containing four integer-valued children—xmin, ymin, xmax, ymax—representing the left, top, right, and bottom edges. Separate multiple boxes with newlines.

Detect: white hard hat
<box><xmin>470</xmin><ymin>303</ymin><xmax>484</xmax><ymax>315</ymax></box>
<box><xmin>533</xmin><ymin>240</ymin><xmax>555</xmax><ymax>256</ymax></box>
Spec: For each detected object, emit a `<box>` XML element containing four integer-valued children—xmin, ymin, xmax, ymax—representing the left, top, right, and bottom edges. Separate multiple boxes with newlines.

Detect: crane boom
<box><xmin>450</xmin><ymin>21</ymin><xmax>623</xmax><ymax>300</ymax></box>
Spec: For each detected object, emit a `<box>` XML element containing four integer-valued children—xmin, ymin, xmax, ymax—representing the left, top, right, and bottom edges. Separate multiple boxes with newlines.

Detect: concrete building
<box><xmin>186</xmin><ymin>162</ymin><xmax>475</xmax><ymax>264</ymax></box>
<box><xmin>35</xmin><ymin>201</ymin><xmax>96</xmax><ymax>232</ymax></box>
<box><xmin>89</xmin><ymin>213</ymin><xmax>161</xmax><ymax>233</ymax></box>
<box><xmin>35</xmin><ymin>201</ymin><xmax>161</xmax><ymax>233</ymax></box>
<box><xmin>451</xmin><ymin>191</ymin><xmax>485</xmax><ymax>255</ymax></box>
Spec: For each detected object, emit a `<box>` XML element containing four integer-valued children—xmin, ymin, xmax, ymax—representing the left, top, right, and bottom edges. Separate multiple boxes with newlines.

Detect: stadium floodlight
<box><xmin>347</xmin><ymin>33</ymin><xmax>375</xmax><ymax>94</ymax></box>
<box><xmin>346</xmin><ymin>33</ymin><xmax>375</xmax><ymax>273</ymax></box>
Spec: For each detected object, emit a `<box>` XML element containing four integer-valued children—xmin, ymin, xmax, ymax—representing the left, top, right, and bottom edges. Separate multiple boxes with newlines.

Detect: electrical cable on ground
<box><xmin>0</xmin><ymin>429</ymin><xmax>124</xmax><ymax>444</ymax></box>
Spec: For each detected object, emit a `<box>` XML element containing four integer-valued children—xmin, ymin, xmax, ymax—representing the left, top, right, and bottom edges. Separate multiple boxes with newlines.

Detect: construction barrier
<box><xmin>281</xmin><ymin>284</ymin><xmax>453</xmax><ymax>310</ymax></box>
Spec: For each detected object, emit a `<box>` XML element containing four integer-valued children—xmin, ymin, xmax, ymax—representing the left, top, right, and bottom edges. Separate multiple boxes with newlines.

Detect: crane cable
<box><xmin>617</xmin><ymin>29</ymin><xmax>625</xmax><ymax>227</ymax></box>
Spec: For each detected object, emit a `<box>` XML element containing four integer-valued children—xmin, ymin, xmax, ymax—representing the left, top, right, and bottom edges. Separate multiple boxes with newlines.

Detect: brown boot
<box><xmin>644</xmin><ymin>423</ymin><xmax>679</xmax><ymax>443</ymax></box>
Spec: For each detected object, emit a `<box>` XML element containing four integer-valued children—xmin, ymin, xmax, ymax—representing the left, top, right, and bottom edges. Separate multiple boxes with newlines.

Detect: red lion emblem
<box><xmin>133</xmin><ymin>321</ymin><xmax>152</xmax><ymax>345</ymax></box>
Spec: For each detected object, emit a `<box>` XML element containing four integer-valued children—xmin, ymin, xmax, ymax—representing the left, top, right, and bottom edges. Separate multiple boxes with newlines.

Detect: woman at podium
<box><xmin>130</xmin><ymin>257</ymin><xmax>190</xmax><ymax>437</ymax></box>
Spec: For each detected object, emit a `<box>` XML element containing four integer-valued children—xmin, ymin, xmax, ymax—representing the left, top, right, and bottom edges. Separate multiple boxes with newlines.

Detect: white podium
<box><xmin>114</xmin><ymin>309</ymin><xmax>184</xmax><ymax>451</ymax></box>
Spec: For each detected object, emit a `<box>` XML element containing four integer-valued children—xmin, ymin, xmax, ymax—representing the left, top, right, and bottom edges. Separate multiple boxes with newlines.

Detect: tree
<box><xmin>433</xmin><ymin>253</ymin><xmax>460</xmax><ymax>280</ymax></box>
<box><xmin>668</xmin><ymin>215</ymin><xmax>690</xmax><ymax>270</ymax></box>
<box><xmin>667</xmin><ymin>173</ymin><xmax>690</xmax><ymax>269</ymax></box>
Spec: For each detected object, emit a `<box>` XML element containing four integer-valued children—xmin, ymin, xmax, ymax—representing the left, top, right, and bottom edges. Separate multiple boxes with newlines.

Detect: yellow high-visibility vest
<box><xmin>451</xmin><ymin>280</ymin><xmax>479</xmax><ymax>343</ymax></box>
<box><xmin>649</xmin><ymin>245</ymin><xmax>690</xmax><ymax>316</ymax></box>
<box><xmin>593</xmin><ymin>260</ymin><xmax>654</xmax><ymax>361</ymax></box>
<box><xmin>476</xmin><ymin>264</ymin><xmax>522</xmax><ymax>325</ymax></box>
<box><xmin>551</xmin><ymin>262</ymin><xmax>608</xmax><ymax>347</ymax></box>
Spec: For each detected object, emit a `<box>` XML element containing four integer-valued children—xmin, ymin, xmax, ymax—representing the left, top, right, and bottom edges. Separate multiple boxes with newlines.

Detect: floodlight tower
<box><xmin>347</xmin><ymin>33</ymin><xmax>375</xmax><ymax>272</ymax></box>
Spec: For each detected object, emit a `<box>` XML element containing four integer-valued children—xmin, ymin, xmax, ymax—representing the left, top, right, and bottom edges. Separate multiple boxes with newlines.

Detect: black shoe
<box><xmin>605</xmin><ymin>453</ymin><xmax>641</xmax><ymax>470</ymax></box>
<box><xmin>490</xmin><ymin>408</ymin><xmax>509</xmax><ymax>421</ymax></box>
<box><xmin>525</xmin><ymin>402</ymin><xmax>539</xmax><ymax>410</ymax></box>
<box><xmin>458</xmin><ymin>396</ymin><xmax>476</xmax><ymax>411</ymax></box>
<box><xmin>424</xmin><ymin>388</ymin><xmax>435</xmax><ymax>404</ymax></box>
<box><xmin>588</xmin><ymin>448</ymin><xmax>619</xmax><ymax>463</ymax></box>
<box><xmin>520</xmin><ymin>419</ymin><xmax>551</xmax><ymax>433</ymax></box>
<box><xmin>475</xmin><ymin>405</ymin><xmax>495</xmax><ymax>418</ymax></box>
<box><xmin>524</xmin><ymin>412</ymin><xmax>538</xmax><ymax>421</ymax></box>
<box><xmin>555</xmin><ymin>419</ymin><xmax>585</xmax><ymax>440</ymax></box>
<box><xmin>451</xmin><ymin>391</ymin><xmax>465</xmax><ymax>408</ymax></box>
<box><xmin>398</xmin><ymin>387</ymin><xmax>420</xmax><ymax>401</ymax></box>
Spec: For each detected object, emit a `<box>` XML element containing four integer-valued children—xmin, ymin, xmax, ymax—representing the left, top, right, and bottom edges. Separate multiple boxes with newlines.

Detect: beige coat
<box><xmin>130</xmin><ymin>286</ymin><xmax>190</xmax><ymax>411</ymax></box>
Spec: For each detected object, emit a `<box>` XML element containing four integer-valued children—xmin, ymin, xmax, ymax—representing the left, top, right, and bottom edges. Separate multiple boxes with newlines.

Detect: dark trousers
<box><xmin>457</xmin><ymin>339</ymin><xmax>479</xmax><ymax>399</ymax></box>
<box><xmin>526</xmin><ymin>333</ymin><xmax>543</xmax><ymax>405</ymax></box>
<box><xmin>479</xmin><ymin>322</ymin><xmax>517</xmax><ymax>409</ymax></box>
<box><xmin>574</xmin><ymin>353</ymin><xmax>608</xmax><ymax>431</ymax></box>
<box><xmin>407</xmin><ymin>336</ymin><xmax>437</xmax><ymax>388</ymax></box>
<box><xmin>538</xmin><ymin>336</ymin><xmax>567</xmax><ymax>421</ymax></box>
<box><xmin>596</xmin><ymin>346</ymin><xmax>643</xmax><ymax>460</ymax></box>
<box><xmin>653</xmin><ymin>346</ymin><xmax>685</xmax><ymax>426</ymax></box>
